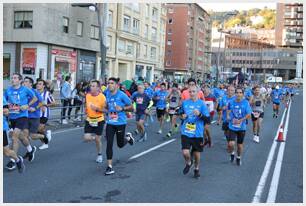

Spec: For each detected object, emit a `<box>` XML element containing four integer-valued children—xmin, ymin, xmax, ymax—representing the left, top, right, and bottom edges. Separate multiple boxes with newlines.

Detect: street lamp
<box><xmin>215</xmin><ymin>11</ymin><xmax>238</xmax><ymax>87</ymax></box>
<box><xmin>72</xmin><ymin>3</ymin><xmax>108</xmax><ymax>83</ymax></box>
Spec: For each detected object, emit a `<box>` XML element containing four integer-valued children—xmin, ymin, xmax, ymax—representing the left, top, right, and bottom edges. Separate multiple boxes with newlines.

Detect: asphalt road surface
<box><xmin>3</xmin><ymin>93</ymin><xmax>303</xmax><ymax>203</ymax></box>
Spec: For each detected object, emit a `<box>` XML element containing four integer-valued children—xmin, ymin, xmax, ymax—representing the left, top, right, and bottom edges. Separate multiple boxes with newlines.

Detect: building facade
<box><xmin>164</xmin><ymin>3</ymin><xmax>211</xmax><ymax>82</ymax></box>
<box><xmin>275</xmin><ymin>3</ymin><xmax>303</xmax><ymax>48</ymax></box>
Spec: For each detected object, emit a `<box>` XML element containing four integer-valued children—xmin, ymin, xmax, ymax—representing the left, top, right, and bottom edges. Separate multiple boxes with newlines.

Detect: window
<box><xmin>166</xmin><ymin>60</ymin><xmax>172</xmax><ymax>66</ymax></box>
<box><xmin>151</xmin><ymin>27</ymin><xmax>157</xmax><ymax>41</ymax></box>
<box><xmin>168</xmin><ymin>29</ymin><xmax>172</xmax><ymax>35</ymax></box>
<box><xmin>14</xmin><ymin>11</ymin><xmax>33</xmax><ymax>29</ymax></box>
<box><xmin>168</xmin><ymin>8</ymin><xmax>174</xmax><ymax>13</ymax></box>
<box><xmin>123</xmin><ymin>15</ymin><xmax>130</xmax><ymax>31</ymax></box>
<box><xmin>168</xmin><ymin>18</ymin><xmax>173</xmax><ymax>24</ymax></box>
<box><xmin>145</xmin><ymin>4</ymin><xmax>150</xmax><ymax>17</ymax></box>
<box><xmin>76</xmin><ymin>21</ymin><xmax>83</xmax><ymax>36</ymax></box>
<box><xmin>127</xmin><ymin>43</ymin><xmax>134</xmax><ymax>55</ymax></box>
<box><xmin>152</xmin><ymin>8</ymin><xmax>158</xmax><ymax>21</ymax></box>
<box><xmin>118</xmin><ymin>39</ymin><xmax>125</xmax><ymax>53</ymax></box>
<box><xmin>132</xmin><ymin>18</ymin><xmax>140</xmax><ymax>34</ymax></box>
<box><xmin>108</xmin><ymin>10</ymin><xmax>113</xmax><ymax>27</ymax></box>
<box><xmin>167</xmin><ymin>39</ymin><xmax>172</xmax><ymax>45</ymax></box>
<box><xmin>144</xmin><ymin>45</ymin><xmax>148</xmax><ymax>57</ymax></box>
<box><xmin>90</xmin><ymin>25</ymin><xmax>99</xmax><ymax>40</ymax></box>
<box><xmin>106</xmin><ymin>35</ymin><xmax>112</xmax><ymax>51</ymax></box>
<box><xmin>167</xmin><ymin>50</ymin><xmax>172</xmax><ymax>55</ymax></box>
<box><xmin>150</xmin><ymin>47</ymin><xmax>157</xmax><ymax>59</ymax></box>
<box><xmin>63</xmin><ymin>17</ymin><xmax>69</xmax><ymax>33</ymax></box>
<box><xmin>144</xmin><ymin>24</ymin><xmax>149</xmax><ymax>38</ymax></box>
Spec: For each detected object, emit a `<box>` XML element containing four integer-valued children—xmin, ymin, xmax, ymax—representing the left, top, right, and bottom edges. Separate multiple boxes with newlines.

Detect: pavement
<box><xmin>3</xmin><ymin>92</ymin><xmax>303</xmax><ymax>203</ymax></box>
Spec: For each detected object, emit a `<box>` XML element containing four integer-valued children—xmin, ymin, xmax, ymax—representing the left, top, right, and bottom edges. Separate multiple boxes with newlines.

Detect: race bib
<box><xmin>169</xmin><ymin>109</ymin><xmax>176</xmax><ymax>115</ymax></box>
<box><xmin>232</xmin><ymin>118</ymin><xmax>242</xmax><ymax>128</ymax></box>
<box><xmin>255</xmin><ymin>101</ymin><xmax>261</xmax><ymax>107</ymax></box>
<box><xmin>171</xmin><ymin>97</ymin><xmax>177</xmax><ymax>102</ymax></box>
<box><xmin>109</xmin><ymin>112</ymin><xmax>118</xmax><ymax>122</ymax></box>
<box><xmin>136</xmin><ymin>97</ymin><xmax>143</xmax><ymax>104</ymax></box>
<box><xmin>252</xmin><ymin>111</ymin><xmax>260</xmax><ymax>118</ymax></box>
<box><xmin>9</xmin><ymin>104</ymin><xmax>20</xmax><ymax>114</ymax></box>
<box><xmin>185</xmin><ymin>122</ymin><xmax>196</xmax><ymax>134</ymax></box>
<box><xmin>88</xmin><ymin>118</ymin><xmax>98</xmax><ymax>127</ymax></box>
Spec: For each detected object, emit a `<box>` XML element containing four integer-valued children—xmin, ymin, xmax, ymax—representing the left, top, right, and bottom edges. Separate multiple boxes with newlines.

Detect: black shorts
<box><xmin>291</xmin><ymin>93</ymin><xmax>294</xmax><ymax>97</ymax></box>
<box><xmin>28</xmin><ymin>118</ymin><xmax>40</xmax><ymax>133</ymax></box>
<box><xmin>251</xmin><ymin>112</ymin><xmax>264</xmax><ymax>121</ymax></box>
<box><xmin>40</xmin><ymin>117</ymin><xmax>48</xmax><ymax>124</ymax></box>
<box><xmin>222</xmin><ymin>122</ymin><xmax>229</xmax><ymax>131</ymax></box>
<box><xmin>84</xmin><ymin>120</ymin><xmax>105</xmax><ymax>136</ymax></box>
<box><xmin>217</xmin><ymin>105</ymin><xmax>222</xmax><ymax>112</ymax></box>
<box><xmin>228</xmin><ymin>129</ymin><xmax>246</xmax><ymax>144</ymax></box>
<box><xmin>10</xmin><ymin>117</ymin><xmax>28</xmax><ymax>130</ymax></box>
<box><xmin>3</xmin><ymin>131</ymin><xmax>8</xmax><ymax>147</ymax></box>
<box><xmin>181</xmin><ymin>135</ymin><xmax>204</xmax><ymax>152</ymax></box>
<box><xmin>168</xmin><ymin>107</ymin><xmax>178</xmax><ymax>117</ymax></box>
<box><xmin>156</xmin><ymin>108</ymin><xmax>166</xmax><ymax>118</ymax></box>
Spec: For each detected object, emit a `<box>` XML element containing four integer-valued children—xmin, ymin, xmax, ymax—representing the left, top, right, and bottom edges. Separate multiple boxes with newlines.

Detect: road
<box><xmin>3</xmin><ymin>93</ymin><xmax>303</xmax><ymax>203</ymax></box>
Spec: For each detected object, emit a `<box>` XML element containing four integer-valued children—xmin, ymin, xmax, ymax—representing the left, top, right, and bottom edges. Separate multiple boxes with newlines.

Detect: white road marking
<box><xmin>211</xmin><ymin>120</ymin><xmax>217</xmax><ymax>124</ymax></box>
<box><xmin>52</xmin><ymin>127</ymin><xmax>83</xmax><ymax>135</ymax></box>
<box><xmin>266</xmin><ymin>100</ymin><xmax>292</xmax><ymax>202</ymax></box>
<box><xmin>128</xmin><ymin>139</ymin><xmax>176</xmax><ymax>160</ymax></box>
<box><xmin>252</xmin><ymin>106</ymin><xmax>288</xmax><ymax>203</ymax></box>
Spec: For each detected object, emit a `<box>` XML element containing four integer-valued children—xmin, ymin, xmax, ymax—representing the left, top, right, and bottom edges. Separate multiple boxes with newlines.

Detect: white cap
<box><xmin>276</xmin><ymin>85</ymin><xmax>279</xmax><ymax>89</ymax></box>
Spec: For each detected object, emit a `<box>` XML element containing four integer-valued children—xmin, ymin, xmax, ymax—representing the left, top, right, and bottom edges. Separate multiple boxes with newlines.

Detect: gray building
<box><xmin>3</xmin><ymin>3</ymin><xmax>101</xmax><ymax>89</ymax></box>
<box><xmin>224</xmin><ymin>47</ymin><xmax>300</xmax><ymax>80</ymax></box>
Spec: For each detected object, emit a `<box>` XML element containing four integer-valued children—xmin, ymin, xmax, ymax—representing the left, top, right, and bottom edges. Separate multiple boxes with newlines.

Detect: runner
<box><xmin>104</xmin><ymin>77</ymin><xmax>135</xmax><ymax>175</ymax></box>
<box><xmin>181</xmin><ymin>78</ymin><xmax>205</xmax><ymax>101</ymax></box>
<box><xmin>3</xmin><ymin>95</ymin><xmax>25</xmax><ymax>173</ymax></box>
<box><xmin>227</xmin><ymin>87</ymin><xmax>252</xmax><ymax>166</ymax></box>
<box><xmin>270</xmin><ymin>85</ymin><xmax>283</xmax><ymax>118</ymax></box>
<box><xmin>250</xmin><ymin>86</ymin><xmax>266</xmax><ymax>143</ymax></box>
<box><xmin>153</xmin><ymin>82</ymin><xmax>169</xmax><ymax>134</ymax></box>
<box><xmin>36</xmin><ymin>78</ymin><xmax>56</xmax><ymax>150</ymax></box>
<box><xmin>83</xmin><ymin>80</ymin><xmax>106</xmax><ymax>163</ymax></box>
<box><xmin>23</xmin><ymin>77</ymin><xmax>52</xmax><ymax>150</ymax></box>
<box><xmin>202</xmin><ymin>86</ymin><xmax>216</xmax><ymax>147</ymax></box>
<box><xmin>180</xmin><ymin>86</ymin><xmax>210</xmax><ymax>178</ymax></box>
<box><xmin>143</xmin><ymin>81</ymin><xmax>154</xmax><ymax>125</ymax></box>
<box><xmin>213</xmin><ymin>84</ymin><xmax>226</xmax><ymax>125</ymax></box>
<box><xmin>131</xmin><ymin>84</ymin><xmax>151</xmax><ymax>142</ymax></box>
<box><xmin>4</xmin><ymin>73</ymin><xmax>38</xmax><ymax>170</ymax></box>
<box><xmin>166</xmin><ymin>82</ymin><xmax>181</xmax><ymax>138</ymax></box>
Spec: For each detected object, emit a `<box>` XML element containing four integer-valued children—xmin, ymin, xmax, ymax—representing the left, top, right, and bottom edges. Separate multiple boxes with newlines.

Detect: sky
<box><xmin>199</xmin><ymin>3</ymin><xmax>276</xmax><ymax>12</ymax></box>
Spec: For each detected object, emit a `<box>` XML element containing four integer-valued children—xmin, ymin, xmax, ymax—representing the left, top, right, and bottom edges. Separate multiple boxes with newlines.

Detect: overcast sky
<box><xmin>199</xmin><ymin>3</ymin><xmax>276</xmax><ymax>12</ymax></box>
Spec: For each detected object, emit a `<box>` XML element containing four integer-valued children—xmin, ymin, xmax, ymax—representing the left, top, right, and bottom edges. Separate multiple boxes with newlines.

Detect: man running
<box><xmin>83</xmin><ymin>80</ymin><xmax>106</xmax><ymax>163</ymax></box>
<box><xmin>166</xmin><ymin>82</ymin><xmax>181</xmax><ymax>138</ymax></box>
<box><xmin>271</xmin><ymin>85</ymin><xmax>283</xmax><ymax>118</ymax></box>
<box><xmin>131</xmin><ymin>84</ymin><xmax>151</xmax><ymax>142</ymax></box>
<box><xmin>3</xmin><ymin>95</ymin><xmax>25</xmax><ymax>173</ymax></box>
<box><xmin>202</xmin><ymin>86</ymin><xmax>216</xmax><ymax>147</ymax></box>
<box><xmin>153</xmin><ymin>82</ymin><xmax>169</xmax><ymax>134</ymax></box>
<box><xmin>213</xmin><ymin>84</ymin><xmax>226</xmax><ymax>125</ymax></box>
<box><xmin>180</xmin><ymin>86</ymin><xmax>210</xmax><ymax>178</ymax></box>
<box><xmin>23</xmin><ymin>77</ymin><xmax>52</xmax><ymax>150</ymax></box>
<box><xmin>4</xmin><ymin>73</ymin><xmax>38</xmax><ymax>170</ymax></box>
<box><xmin>143</xmin><ymin>81</ymin><xmax>154</xmax><ymax>125</ymax></box>
<box><xmin>227</xmin><ymin>87</ymin><xmax>252</xmax><ymax>166</ymax></box>
<box><xmin>250</xmin><ymin>86</ymin><xmax>266</xmax><ymax>143</ymax></box>
<box><xmin>104</xmin><ymin>77</ymin><xmax>134</xmax><ymax>175</ymax></box>
<box><xmin>36</xmin><ymin>79</ymin><xmax>56</xmax><ymax>150</ymax></box>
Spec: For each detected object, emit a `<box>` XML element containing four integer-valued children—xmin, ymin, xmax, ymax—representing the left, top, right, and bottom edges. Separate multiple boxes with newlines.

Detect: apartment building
<box><xmin>164</xmin><ymin>3</ymin><xmax>211</xmax><ymax>82</ymax></box>
<box><xmin>275</xmin><ymin>3</ymin><xmax>303</xmax><ymax>48</ymax></box>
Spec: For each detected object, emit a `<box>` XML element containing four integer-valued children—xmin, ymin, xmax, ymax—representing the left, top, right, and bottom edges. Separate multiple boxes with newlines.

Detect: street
<box><xmin>3</xmin><ymin>93</ymin><xmax>303</xmax><ymax>203</ymax></box>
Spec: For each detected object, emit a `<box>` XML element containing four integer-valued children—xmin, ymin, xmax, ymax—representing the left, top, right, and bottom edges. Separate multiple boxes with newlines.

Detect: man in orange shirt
<box><xmin>181</xmin><ymin>78</ymin><xmax>205</xmax><ymax>102</ymax></box>
<box><xmin>84</xmin><ymin>80</ymin><xmax>106</xmax><ymax>164</ymax></box>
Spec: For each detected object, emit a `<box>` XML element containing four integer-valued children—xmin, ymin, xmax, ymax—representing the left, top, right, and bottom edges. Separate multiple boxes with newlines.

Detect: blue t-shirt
<box><xmin>153</xmin><ymin>90</ymin><xmax>168</xmax><ymax>109</ymax></box>
<box><xmin>271</xmin><ymin>89</ymin><xmax>282</xmax><ymax>103</ymax></box>
<box><xmin>3</xmin><ymin>96</ymin><xmax>9</xmax><ymax>131</ymax></box>
<box><xmin>220</xmin><ymin>95</ymin><xmax>236</xmax><ymax>123</ymax></box>
<box><xmin>181</xmin><ymin>99</ymin><xmax>210</xmax><ymax>138</ymax></box>
<box><xmin>105</xmin><ymin>90</ymin><xmax>131</xmax><ymax>125</ymax></box>
<box><xmin>244</xmin><ymin>88</ymin><xmax>253</xmax><ymax>100</ymax></box>
<box><xmin>228</xmin><ymin>99</ymin><xmax>252</xmax><ymax>131</ymax></box>
<box><xmin>131</xmin><ymin>92</ymin><xmax>151</xmax><ymax>114</ymax></box>
<box><xmin>144</xmin><ymin>87</ymin><xmax>154</xmax><ymax>99</ymax></box>
<box><xmin>28</xmin><ymin>88</ymin><xmax>43</xmax><ymax>119</ymax></box>
<box><xmin>5</xmin><ymin>86</ymin><xmax>35</xmax><ymax>120</ymax></box>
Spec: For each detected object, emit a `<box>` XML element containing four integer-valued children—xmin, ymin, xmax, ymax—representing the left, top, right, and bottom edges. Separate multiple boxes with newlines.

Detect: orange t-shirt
<box><xmin>181</xmin><ymin>89</ymin><xmax>205</xmax><ymax>100</ymax></box>
<box><xmin>85</xmin><ymin>93</ymin><xmax>106</xmax><ymax>122</ymax></box>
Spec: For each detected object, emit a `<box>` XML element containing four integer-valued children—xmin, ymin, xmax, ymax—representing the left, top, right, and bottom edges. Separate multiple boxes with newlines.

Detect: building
<box><xmin>224</xmin><ymin>47</ymin><xmax>300</xmax><ymax>80</ymax></box>
<box><xmin>3</xmin><ymin>3</ymin><xmax>100</xmax><ymax>89</ymax></box>
<box><xmin>3</xmin><ymin>3</ymin><xmax>167</xmax><ymax>89</ymax></box>
<box><xmin>224</xmin><ymin>34</ymin><xmax>275</xmax><ymax>49</ymax></box>
<box><xmin>164</xmin><ymin>3</ymin><xmax>211</xmax><ymax>82</ymax></box>
<box><xmin>104</xmin><ymin>3</ymin><xmax>167</xmax><ymax>82</ymax></box>
<box><xmin>275</xmin><ymin>3</ymin><xmax>303</xmax><ymax>48</ymax></box>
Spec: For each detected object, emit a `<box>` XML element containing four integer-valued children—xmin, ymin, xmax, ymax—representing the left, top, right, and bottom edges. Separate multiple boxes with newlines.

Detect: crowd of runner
<box><xmin>3</xmin><ymin>73</ymin><xmax>298</xmax><ymax>178</ymax></box>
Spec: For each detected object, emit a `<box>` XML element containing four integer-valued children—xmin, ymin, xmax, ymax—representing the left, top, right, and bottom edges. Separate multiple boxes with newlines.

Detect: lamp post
<box><xmin>72</xmin><ymin>3</ymin><xmax>108</xmax><ymax>83</ymax></box>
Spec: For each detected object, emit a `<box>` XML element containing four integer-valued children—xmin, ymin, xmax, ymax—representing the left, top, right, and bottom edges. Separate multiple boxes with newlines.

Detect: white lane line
<box><xmin>52</xmin><ymin>127</ymin><xmax>83</xmax><ymax>134</ymax></box>
<box><xmin>252</xmin><ymin>106</ymin><xmax>288</xmax><ymax>203</ymax></box>
<box><xmin>266</xmin><ymin>100</ymin><xmax>292</xmax><ymax>203</ymax></box>
<box><xmin>211</xmin><ymin>120</ymin><xmax>216</xmax><ymax>124</ymax></box>
<box><xmin>128</xmin><ymin>139</ymin><xmax>176</xmax><ymax>160</ymax></box>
